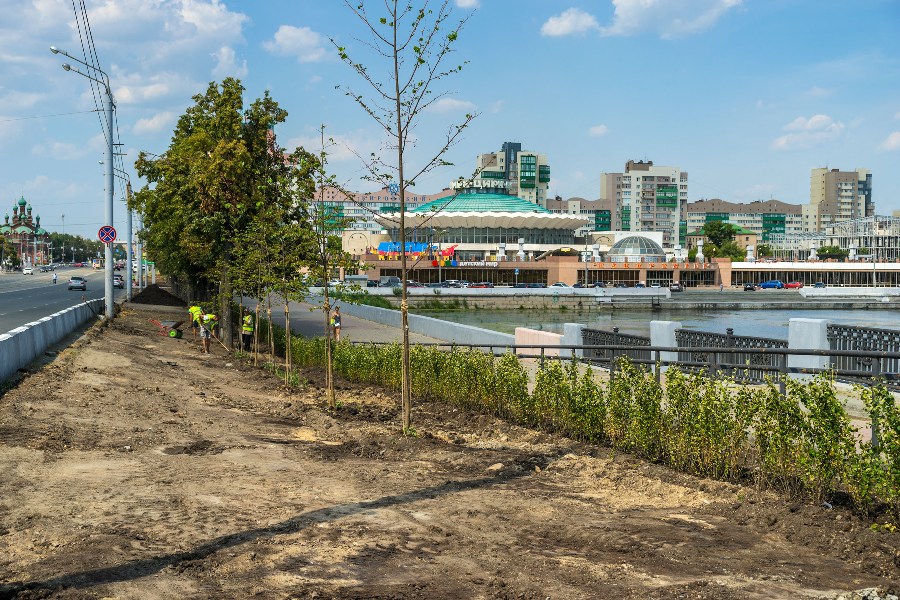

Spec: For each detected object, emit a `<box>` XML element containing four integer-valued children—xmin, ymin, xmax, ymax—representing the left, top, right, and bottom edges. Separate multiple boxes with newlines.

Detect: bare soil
<box><xmin>1</xmin><ymin>307</ymin><xmax>898</xmax><ymax>599</ymax></box>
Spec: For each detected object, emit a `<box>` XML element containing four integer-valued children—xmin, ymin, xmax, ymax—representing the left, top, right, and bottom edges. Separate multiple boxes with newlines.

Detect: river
<box><xmin>419</xmin><ymin>306</ymin><xmax>900</xmax><ymax>340</ymax></box>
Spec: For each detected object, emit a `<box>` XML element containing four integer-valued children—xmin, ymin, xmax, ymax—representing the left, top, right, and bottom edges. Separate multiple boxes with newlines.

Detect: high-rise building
<box><xmin>473</xmin><ymin>141</ymin><xmax>550</xmax><ymax>207</ymax></box>
<box><xmin>804</xmin><ymin>167</ymin><xmax>873</xmax><ymax>232</ymax></box>
<box><xmin>685</xmin><ymin>198</ymin><xmax>803</xmax><ymax>242</ymax></box>
<box><xmin>600</xmin><ymin>160</ymin><xmax>688</xmax><ymax>248</ymax></box>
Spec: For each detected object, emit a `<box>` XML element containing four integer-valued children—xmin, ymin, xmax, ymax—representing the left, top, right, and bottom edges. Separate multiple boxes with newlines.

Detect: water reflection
<box><xmin>419</xmin><ymin>307</ymin><xmax>900</xmax><ymax>340</ymax></box>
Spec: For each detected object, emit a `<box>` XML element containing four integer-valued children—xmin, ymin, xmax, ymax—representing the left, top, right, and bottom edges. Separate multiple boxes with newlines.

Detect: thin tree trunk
<box><xmin>284</xmin><ymin>293</ymin><xmax>292</xmax><ymax>383</ymax></box>
<box><xmin>324</xmin><ymin>283</ymin><xmax>335</xmax><ymax>407</ymax></box>
<box><xmin>267</xmin><ymin>295</ymin><xmax>275</xmax><ymax>362</ymax></box>
<box><xmin>253</xmin><ymin>303</ymin><xmax>260</xmax><ymax>367</ymax></box>
<box><xmin>220</xmin><ymin>257</ymin><xmax>233</xmax><ymax>349</ymax></box>
<box><xmin>393</xmin><ymin>12</ymin><xmax>412</xmax><ymax>431</ymax></box>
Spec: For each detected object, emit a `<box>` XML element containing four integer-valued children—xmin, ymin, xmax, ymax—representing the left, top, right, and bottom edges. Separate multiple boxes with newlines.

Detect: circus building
<box><xmin>0</xmin><ymin>197</ymin><xmax>50</xmax><ymax>267</ymax></box>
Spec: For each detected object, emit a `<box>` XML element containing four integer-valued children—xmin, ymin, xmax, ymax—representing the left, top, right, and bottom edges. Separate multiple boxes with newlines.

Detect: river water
<box><xmin>420</xmin><ymin>306</ymin><xmax>900</xmax><ymax>340</ymax></box>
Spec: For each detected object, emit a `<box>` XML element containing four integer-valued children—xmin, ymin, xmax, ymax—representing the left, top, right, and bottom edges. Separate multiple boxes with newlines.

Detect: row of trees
<box><xmin>131</xmin><ymin>1</ymin><xmax>474</xmax><ymax>429</ymax></box>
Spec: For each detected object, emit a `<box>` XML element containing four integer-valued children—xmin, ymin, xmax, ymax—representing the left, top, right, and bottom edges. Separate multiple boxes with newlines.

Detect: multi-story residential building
<box><xmin>474</xmin><ymin>141</ymin><xmax>550</xmax><ymax>208</ymax></box>
<box><xmin>685</xmin><ymin>198</ymin><xmax>803</xmax><ymax>242</ymax></box>
<box><xmin>599</xmin><ymin>160</ymin><xmax>688</xmax><ymax>248</ymax></box>
<box><xmin>544</xmin><ymin>196</ymin><xmax>610</xmax><ymax>238</ymax></box>
<box><xmin>804</xmin><ymin>167</ymin><xmax>873</xmax><ymax>232</ymax></box>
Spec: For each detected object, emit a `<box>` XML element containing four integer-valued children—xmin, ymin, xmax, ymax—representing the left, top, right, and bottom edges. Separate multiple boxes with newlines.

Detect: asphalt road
<box><xmin>0</xmin><ymin>267</ymin><xmax>126</xmax><ymax>333</ymax></box>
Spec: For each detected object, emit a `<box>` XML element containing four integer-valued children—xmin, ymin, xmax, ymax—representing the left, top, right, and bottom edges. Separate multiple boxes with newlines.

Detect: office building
<box><xmin>600</xmin><ymin>160</ymin><xmax>688</xmax><ymax>248</ymax></box>
<box><xmin>473</xmin><ymin>142</ymin><xmax>550</xmax><ymax>208</ymax></box>
<box><xmin>804</xmin><ymin>167</ymin><xmax>873</xmax><ymax>232</ymax></box>
<box><xmin>685</xmin><ymin>198</ymin><xmax>803</xmax><ymax>242</ymax></box>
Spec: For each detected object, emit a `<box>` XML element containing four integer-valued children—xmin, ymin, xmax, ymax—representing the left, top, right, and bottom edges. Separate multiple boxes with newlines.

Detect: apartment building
<box><xmin>599</xmin><ymin>160</ymin><xmax>688</xmax><ymax>248</ymax></box>
<box><xmin>685</xmin><ymin>198</ymin><xmax>803</xmax><ymax>242</ymax></box>
<box><xmin>804</xmin><ymin>167</ymin><xmax>873</xmax><ymax>232</ymax></box>
<box><xmin>544</xmin><ymin>196</ymin><xmax>610</xmax><ymax>238</ymax></box>
<box><xmin>474</xmin><ymin>141</ymin><xmax>551</xmax><ymax>208</ymax></box>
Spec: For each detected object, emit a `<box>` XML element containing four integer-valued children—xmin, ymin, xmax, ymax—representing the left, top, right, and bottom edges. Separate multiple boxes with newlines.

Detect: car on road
<box><xmin>526</xmin><ymin>282</ymin><xmax>546</xmax><ymax>288</ymax></box>
<box><xmin>758</xmin><ymin>280</ymin><xmax>784</xmax><ymax>289</ymax></box>
<box><xmin>744</xmin><ymin>282</ymin><xmax>757</xmax><ymax>291</ymax></box>
<box><xmin>113</xmin><ymin>274</ymin><xmax>125</xmax><ymax>289</ymax></box>
<box><xmin>633</xmin><ymin>282</ymin><xmax>646</xmax><ymax>288</ymax></box>
<box><xmin>67</xmin><ymin>276</ymin><xmax>87</xmax><ymax>291</ymax></box>
<box><xmin>785</xmin><ymin>281</ymin><xmax>804</xmax><ymax>289</ymax></box>
<box><xmin>22</xmin><ymin>267</ymin><xmax>33</xmax><ymax>275</ymax></box>
<box><xmin>669</xmin><ymin>282</ymin><xmax>684</xmax><ymax>292</ymax></box>
<box><xmin>813</xmin><ymin>282</ymin><xmax>827</xmax><ymax>288</ymax></box>
<box><xmin>72</xmin><ymin>262</ymin><xmax>84</xmax><ymax>267</ymax></box>
<box><xmin>550</xmin><ymin>282</ymin><xmax>571</xmax><ymax>288</ymax></box>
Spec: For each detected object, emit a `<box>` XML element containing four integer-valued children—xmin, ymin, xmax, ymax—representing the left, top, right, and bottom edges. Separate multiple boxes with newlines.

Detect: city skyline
<box><xmin>0</xmin><ymin>0</ymin><xmax>898</xmax><ymax>237</ymax></box>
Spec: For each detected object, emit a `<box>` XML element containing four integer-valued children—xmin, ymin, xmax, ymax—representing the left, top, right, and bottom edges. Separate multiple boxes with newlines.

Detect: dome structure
<box><xmin>607</xmin><ymin>235</ymin><xmax>666</xmax><ymax>263</ymax></box>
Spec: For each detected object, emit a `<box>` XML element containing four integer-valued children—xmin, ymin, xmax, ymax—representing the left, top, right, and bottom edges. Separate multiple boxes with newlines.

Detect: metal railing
<box><xmin>675</xmin><ymin>328</ymin><xmax>788</xmax><ymax>385</ymax></box>
<box><xmin>828</xmin><ymin>324</ymin><xmax>900</xmax><ymax>386</ymax></box>
<box><xmin>581</xmin><ymin>327</ymin><xmax>651</xmax><ymax>364</ymax></box>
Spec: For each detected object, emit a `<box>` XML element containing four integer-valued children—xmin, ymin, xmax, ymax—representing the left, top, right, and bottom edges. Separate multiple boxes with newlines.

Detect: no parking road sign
<box><xmin>98</xmin><ymin>225</ymin><xmax>116</xmax><ymax>244</ymax></box>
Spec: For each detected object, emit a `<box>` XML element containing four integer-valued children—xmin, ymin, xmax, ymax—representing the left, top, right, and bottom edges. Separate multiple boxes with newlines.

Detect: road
<box><xmin>0</xmin><ymin>267</ymin><xmax>126</xmax><ymax>333</ymax></box>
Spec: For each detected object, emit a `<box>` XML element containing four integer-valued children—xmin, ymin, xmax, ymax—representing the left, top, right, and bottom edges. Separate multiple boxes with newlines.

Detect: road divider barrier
<box><xmin>0</xmin><ymin>300</ymin><xmax>103</xmax><ymax>382</ymax></box>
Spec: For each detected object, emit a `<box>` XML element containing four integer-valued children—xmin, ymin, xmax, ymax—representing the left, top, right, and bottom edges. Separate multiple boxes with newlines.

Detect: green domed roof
<box><xmin>35</xmin><ymin>228</ymin><xmax>47</xmax><ymax>235</ymax></box>
<box><xmin>17</xmin><ymin>196</ymin><xmax>26</xmax><ymax>207</ymax></box>
<box><xmin>411</xmin><ymin>192</ymin><xmax>552</xmax><ymax>214</ymax></box>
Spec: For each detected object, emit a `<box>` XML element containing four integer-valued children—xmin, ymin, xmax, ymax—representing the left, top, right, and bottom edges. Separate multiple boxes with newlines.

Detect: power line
<box><xmin>0</xmin><ymin>109</ymin><xmax>99</xmax><ymax>123</ymax></box>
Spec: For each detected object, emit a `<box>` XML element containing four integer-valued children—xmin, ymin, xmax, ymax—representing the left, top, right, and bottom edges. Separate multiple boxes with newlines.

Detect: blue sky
<box><xmin>1</xmin><ymin>0</ymin><xmax>898</xmax><ymax>237</ymax></box>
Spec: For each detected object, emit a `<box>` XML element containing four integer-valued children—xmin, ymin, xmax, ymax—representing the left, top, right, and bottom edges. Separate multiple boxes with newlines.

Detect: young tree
<box><xmin>703</xmin><ymin>221</ymin><xmax>737</xmax><ymax>247</ymax></box>
<box><xmin>334</xmin><ymin>0</ymin><xmax>476</xmax><ymax>430</ymax></box>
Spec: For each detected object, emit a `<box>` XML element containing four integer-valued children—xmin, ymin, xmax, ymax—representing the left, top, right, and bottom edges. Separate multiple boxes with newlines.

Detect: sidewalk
<box><xmin>243</xmin><ymin>298</ymin><xmax>444</xmax><ymax>345</ymax></box>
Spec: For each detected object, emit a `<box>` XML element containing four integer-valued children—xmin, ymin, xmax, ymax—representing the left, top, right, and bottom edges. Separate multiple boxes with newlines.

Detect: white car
<box><xmin>22</xmin><ymin>267</ymin><xmax>33</xmax><ymax>275</ymax></box>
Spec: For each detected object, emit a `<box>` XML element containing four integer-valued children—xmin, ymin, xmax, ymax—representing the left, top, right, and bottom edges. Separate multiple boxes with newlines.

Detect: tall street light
<box><xmin>51</xmin><ymin>45</ymin><xmax>115</xmax><ymax>319</ymax></box>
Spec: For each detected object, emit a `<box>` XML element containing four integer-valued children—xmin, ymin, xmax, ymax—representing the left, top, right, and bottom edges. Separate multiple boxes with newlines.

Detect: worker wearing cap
<box><xmin>200</xmin><ymin>311</ymin><xmax>218</xmax><ymax>354</ymax></box>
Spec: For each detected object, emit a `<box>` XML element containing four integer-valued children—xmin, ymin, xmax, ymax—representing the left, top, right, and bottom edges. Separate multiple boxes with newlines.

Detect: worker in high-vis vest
<box><xmin>188</xmin><ymin>304</ymin><xmax>203</xmax><ymax>341</ymax></box>
<box><xmin>241</xmin><ymin>307</ymin><xmax>254</xmax><ymax>352</ymax></box>
<box><xmin>200</xmin><ymin>312</ymin><xmax>218</xmax><ymax>354</ymax></box>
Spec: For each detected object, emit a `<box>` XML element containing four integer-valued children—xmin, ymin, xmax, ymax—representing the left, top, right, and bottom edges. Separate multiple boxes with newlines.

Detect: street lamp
<box><xmin>103</xmin><ymin>161</ymin><xmax>135</xmax><ymax>300</ymax></box>
<box><xmin>52</xmin><ymin>45</ymin><xmax>115</xmax><ymax>319</ymax></box>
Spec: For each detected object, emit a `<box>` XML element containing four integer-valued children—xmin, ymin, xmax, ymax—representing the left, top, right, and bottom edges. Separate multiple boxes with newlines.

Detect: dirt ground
<box><xmin>1</xmin><ymin>305</ymin><xmax>899</xmax><ymax>599</ymax></box>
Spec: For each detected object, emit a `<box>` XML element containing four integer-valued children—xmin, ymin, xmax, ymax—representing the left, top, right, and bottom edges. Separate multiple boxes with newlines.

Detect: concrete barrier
<box><xmin>329</xmin><ymin>299</ymin><xmax>515</xmax><ymax>348</ymax></box>
<box><xmin>515</xmin><ymin>327</ymin><xmax>562</xmax><ymax>357</ymax></box>
<box><xmin>0</xmin><ymin>300</ymin><xmax>103</xmax><ymax>383</ymax></box>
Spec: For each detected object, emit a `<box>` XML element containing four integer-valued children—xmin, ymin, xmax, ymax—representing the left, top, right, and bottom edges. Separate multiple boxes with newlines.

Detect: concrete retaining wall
<box><xmin>330</xmin><ymin>299</ymin><xmax>515</xmax><ymax>348</ymax></box>
<box><xmin>515</xmin><ymin>328</ymin><xmax>562</xmax><ymax>357</ymax></box>
<box><xmin>0</xmin><ymin>300</ymin><xmax>103</xmax><ymax>383</ymax></box>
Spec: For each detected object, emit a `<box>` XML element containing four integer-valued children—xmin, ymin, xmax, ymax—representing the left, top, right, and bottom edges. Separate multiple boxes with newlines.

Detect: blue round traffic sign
<box><xmin>98</xmin><ymin>225</ymin><xmax>116</xmax><ymax>243</ymax></box>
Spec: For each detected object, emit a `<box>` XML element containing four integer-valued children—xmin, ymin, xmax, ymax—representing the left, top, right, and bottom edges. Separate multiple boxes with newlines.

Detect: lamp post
<box><xmin>52</xmin><ymin>45</ymin><xmax>115</xmax><ymax>319</ymax></box>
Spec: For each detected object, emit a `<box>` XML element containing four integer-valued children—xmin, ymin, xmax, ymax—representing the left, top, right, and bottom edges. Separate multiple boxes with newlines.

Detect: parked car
<box><xmin>526</xmin><ymin>283</ymin><xmax>546</xmax><ymax>288</ymax></box>
<box><xmin>650</xmin><ymin>283</ymin><xmax>661</xmax><ymax>289</ymax></box>
<box><xmin>68</xmin><ymin>276</ymin><xmax>87</xmax><ymax>291</ymax></box>
<box><xmin>744</xmin><ymin>282</ymin><xmax>757</xmax><ymax>291</ymax></box>
<box><xmin>813</xmin><ymin>282</ymin><xmax>827</xmax><ymax>288</ymax></box>
<box><xmin>550</xmin><ymin>282</ymin><xmax>571</xmax><ymax>288</ymax></box>
<box><xmin>669</xmin><ymin>282</ymin><xmax>684</xmax><ymax>292</ymax></box>
<box><xmin>406</xmin><ymin>280</ymin><xmax>424</xmax><ymax>288</ymax></box>
<box><xmin>425</xmin><ymin>281</ymin><xmax>449</xmax><ymax>288</ymax></box>
<box><xmin>113</xmin><ymin>274</ymin><xmax>125</xmax><ymax>289</ymax></box>
<box><xmin>785</xmin><ymin>281</ymin><xmax>804</xmax><ymax>289</ymax></box>
<box><xmin>633</xmin><ymin>282</ymin><xmax>646</xmax><ymax>288</ymax></box>
<box><xmin>758</xmin><ymin>280</ymin><xmax>784</xmax><ymax>289</ymax></box>
<box><xmin>614</xmin><ymin>283</ymin><xmax>628</xmax><ymax>288</ymax></box>
<box><xmin>594</xmin><ymin>282</ymin><xmax>607</xmax><ymax>288</ymax></box>
<box><xmin>22</xmin><ymin>267</ymin><xmax>33</xmax><ymax>275</ymax></box>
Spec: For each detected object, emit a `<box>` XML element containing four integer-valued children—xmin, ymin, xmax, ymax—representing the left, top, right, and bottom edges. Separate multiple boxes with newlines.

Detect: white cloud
<box><xmin>285</xmin><ymin>130</ymin><xmax>380</xmax><ymax>163</ymax></box>
<box><xmin>263</xmin><ymin>25</ymin><xmax>328</xmax><ymax>62</ymax></box>
<box><xmin>878</xmin><ymin>132</ymin><xmax>900</xmax><ymax>151</ymax></box>
<box><xmin>601</xmin><ymin>0</ymin><xmax>742</xmax><ymax>39</ymax></box>
<box><xmin>807</xmin><ymin>86</ymin><xmax>832</xmax><ymax>98</ymax></box>
<box><xmin>0</xmin><ymin>91</ymin><xmax>45</xmax><ymax>110</ymax></box>
<box><xmin>772</xmin><ymin>114</ymin><xmax>845</xmax><ymax>150</ymax></box>
<box><xmin>426</xmin><ymin>97</ymin><xmax>476</xmax><ymax>113</ymax></box>
<box><xmin>31</xmin><ymin>141</ymin><xmax>86</xmax><ymax>160</ymax></box>
<box><xmin>541</xmin><ymin>8</ymin><xmax>600</xmax><ymax>37</ymax></box>
<box><xmin>211</xmin><ymin>45</ymin><xmax>248</xmax><ymax>79</ymax></box>
<box><xmin>456</xmin><ymin>0</ymin><xmax>479</xmax><ymax>7</ymax></box>
<box><xmin>133</xmin><ymin>111</ymin><xmax>176</xmax><ymax>135</ymax></box>
<box><xmin>588</xmin><ymin>124</ymin><xmax>609</xmax><ymax>137</ymax></box>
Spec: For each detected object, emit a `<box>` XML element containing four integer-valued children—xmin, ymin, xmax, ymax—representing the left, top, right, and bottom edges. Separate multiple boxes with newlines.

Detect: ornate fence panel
<box><xmin>827</xmin><ymin>324</ymin><xmax>900</xmax><ymax>385</ymax></box>
<box><xmin>581</xmin><ymin>328</ymin><xmax>651</xmax><ymax>366</ymax></box>
<box><xmin>675</xmin><ymin>329</ymin><xmax>788</xmax><ymax>384</ymax></box>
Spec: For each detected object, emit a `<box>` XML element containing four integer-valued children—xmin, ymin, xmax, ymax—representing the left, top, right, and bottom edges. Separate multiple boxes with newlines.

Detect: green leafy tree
<box><xmin>756</xmin><ymin>243</ymin><xmax>773</xmax><ymax>258</ymax></box>
<box><xmin>0</xmin><ymin>235</ymin><xmax>17</xmax><ymax>270</ymax></box>
<box><xmin>334</xmin><ymin>0</ymin><xmax>476</xmax><ymax>431</ymax></box>
<box><xmin>817</xmin><ymin>245</ymin><xmax>849</xmax><ymax>261</ymax></box>
<box><xmin>134</xmin><ymin>78</ymin><xmax>298</xmax><ymax>346</ymax></box>
<box><xmin>703</xmin><ymin>221</ymin><xmax>737</xmax><ymax>247</ymax></box>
